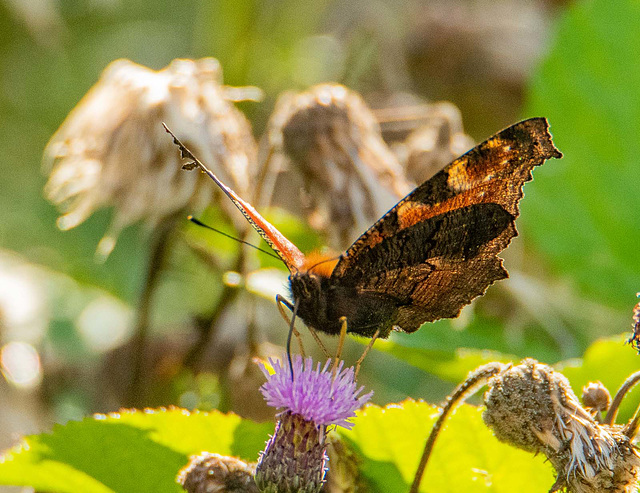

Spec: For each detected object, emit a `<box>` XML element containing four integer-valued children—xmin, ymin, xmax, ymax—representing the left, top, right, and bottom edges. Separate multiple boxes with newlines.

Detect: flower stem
<box><xmin>604</xmin><ymin>369</ymin><xmax>640</xmax><ymax>425</ymax></box>
<box><xmin>409</xmin><ymin>362</ymin><xmax>506</xmax><ymax>493</ymax></box>
<box><xmin>126</xmin><ymin>213</ymin><xmax>180</xmax><ymax>406</ymax></box>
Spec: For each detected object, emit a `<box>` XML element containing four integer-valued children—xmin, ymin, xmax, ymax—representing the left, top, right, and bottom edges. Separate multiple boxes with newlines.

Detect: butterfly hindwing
<box><xmin>329</xmin><ymin>117</ymin><xmax>562</xmax><ymax>333</ymax></box>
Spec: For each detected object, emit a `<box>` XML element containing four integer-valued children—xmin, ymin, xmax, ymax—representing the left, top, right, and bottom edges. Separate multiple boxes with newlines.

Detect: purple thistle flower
<box><xmin>255</xmin><ymin>355</ymin><xmax>372</xmax><ymax>492</ymax></box>
<box><xmin>259</xmin><ymin>355</ymin><xmax>373</xmax><ymax>429</ymax></box>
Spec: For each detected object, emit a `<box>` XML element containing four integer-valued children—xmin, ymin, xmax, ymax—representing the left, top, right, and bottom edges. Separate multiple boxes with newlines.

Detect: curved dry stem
<box><xmin>623</xmin><ymin>400</ymin><xmax>640</xmax><ymax>439</ymax></box>
<box><xmin>604</xmin><ymin>369</ymin><xmax>640</xmax><ymax>426</ymax></box>
<box><xmin>126</xmin><ymin>212</ymin><xmax>181</xmax><ymax>406</ymax></box>
<box><xmin>182</xmin><ymin>226</ymin><xmax>247</xmax><ymax>371</ymax></box>
<box><xmin>409</xmin><ymin>362</ymin><xmax>508</xmax><ymax>493</ymax></box>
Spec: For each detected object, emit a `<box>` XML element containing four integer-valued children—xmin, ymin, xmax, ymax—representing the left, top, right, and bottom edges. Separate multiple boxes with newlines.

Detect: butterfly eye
<box><xmin>299</xmin><ymin>277</ymin><xmax>312</xmax><ymax>298</ymax></box>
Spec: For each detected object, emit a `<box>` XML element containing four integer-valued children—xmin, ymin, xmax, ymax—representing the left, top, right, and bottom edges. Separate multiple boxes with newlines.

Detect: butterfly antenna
<box><xmin>187</xmin><ymin>216</ymin><xmax>283</xmax><ymax>262</ymax></box>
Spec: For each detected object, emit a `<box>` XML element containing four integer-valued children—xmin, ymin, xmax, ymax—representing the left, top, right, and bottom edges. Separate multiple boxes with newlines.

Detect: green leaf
<box><xmin>0</xmin><ymin>401</ymin><xmax>566</xmax><ymax>493</ymax></box>
<box><xmin>340</xmin><ymin>400</ymin><xmax>553</xmax><ymax>492</ymax></box>
<box><xmin>0</xmin><ymin>408</ymin><xmax>272</xmax><ymax>493</ymax></box>
<box><xmin>523</xmin><ymin>0</ymin><xmax>640</xmax><ymax>310</ymax></box>
<box><xmin>380</xmin><ymin>326</ymin><xmax>640</xmax><ymax>424</ymax></box>
<box><xmin>374</xmin><ymin>318</ymin><xmax>519</xmax><ymax>384</ymax></box>
<box><xmin>375</xmin><ymin>336</ymin><xmax>515</xmax><ymax>384</ymax></box>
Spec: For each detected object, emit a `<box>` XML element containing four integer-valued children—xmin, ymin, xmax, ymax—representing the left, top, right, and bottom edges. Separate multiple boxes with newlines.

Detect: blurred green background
<box><xmin>0</xmin><ymin>0</ymin><xmax>639</xmax><ymax>454</ymax></box>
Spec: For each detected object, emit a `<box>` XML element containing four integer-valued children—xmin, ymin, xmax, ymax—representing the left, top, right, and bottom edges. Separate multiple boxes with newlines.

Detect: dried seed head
<box><xmin>483</xmin><ymin>359</ymin><xmax>640</xmax><ymax>493</ymax></box>
<box><xmin>44</xmin><ymin>57</ymin><xmax>257</xmax><ymax>258</ymax></box>
<box><xmin>582</xmin><ymin>381</ymin><xmax>611</xmax><ymax>417</ymax></box>
<box><xmin>177</xmin><ymin>452</ymin><xmax>258</xmax><ymax>493</ymax></box>
<box><xmin>266</xmin><ymin>83</ymin><xmax>410</xmax><ymax>249</ymax></box>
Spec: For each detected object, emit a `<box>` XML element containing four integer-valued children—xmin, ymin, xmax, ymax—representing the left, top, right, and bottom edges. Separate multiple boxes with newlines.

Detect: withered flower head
<box><xmin>255</xmin><ymin>355</ymin><xmax>372</xmax><ymax>493</ymax></box>
<box><xmin>266</xmin><ymin>83</ymin><xmax>410</xmax><ymax>249</ymax></box>
<box><xmin>43</xmin><ymin>57</ymin><xmax>257</xmax><ymax>258</ymax></box>
<box><xmin>177</xmin><ymin>452</ymin><xmax>258</xmax><ymax>493</ymax></box>
<box><xmin>483</xmin><ymin>359</ymin><xmax>640</xmax><ymax>493</ymax></box>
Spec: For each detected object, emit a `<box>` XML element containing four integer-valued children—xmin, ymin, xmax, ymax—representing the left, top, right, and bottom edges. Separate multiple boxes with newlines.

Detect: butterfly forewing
<box><xmin>329</xmin><ymin>117</ymin><xmax>562</xmax><ymax>332</ymax></box>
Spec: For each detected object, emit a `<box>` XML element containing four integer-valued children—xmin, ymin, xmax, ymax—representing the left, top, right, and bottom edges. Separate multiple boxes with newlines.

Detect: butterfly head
<box><xmin>288</xmin><ymin>269</ymin><xmax>330</xmax><ymax>332</ymax></box>
<box><xmin>287</xmin><ymin>252</ymin><xmax>342</xmax><ymax>335</ymax></box>
<box><xmin>289</xmin><ymin>252</ymin><xmax>338</xmax><ymax>309</ymax></box>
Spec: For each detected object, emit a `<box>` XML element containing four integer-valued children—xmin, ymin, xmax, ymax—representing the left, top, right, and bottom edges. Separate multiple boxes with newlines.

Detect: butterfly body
<box><xmin>290</xmin><ymin>270</ymin><xmax>400</xmax><ymax>337</ymax></box>
<box><xmin>167</xmin><ymin>117</ymin><xmax>562</xmax><ymax>339</ymax></box>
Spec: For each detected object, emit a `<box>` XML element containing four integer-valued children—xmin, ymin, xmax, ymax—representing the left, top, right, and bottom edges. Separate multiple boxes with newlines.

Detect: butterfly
<box><xmin>165</xmin><ymin>117</ymin><xmax>562</xmax><ymax>339</ymax></box>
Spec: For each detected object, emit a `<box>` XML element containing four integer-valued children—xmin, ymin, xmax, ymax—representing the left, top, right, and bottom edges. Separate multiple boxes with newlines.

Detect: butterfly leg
<box><xmin>332</xmin><ymin>317</ymin><xmax>348</xmax><ymax>373</ymax></box>
<box><xmin>307</xmin><ymin>326</ymin><xmax>330</xmax><ymax>359</ymax></box>
<box><xmin>275</xmin><ymin>295</ymin><xmax>331</xmax><ymax>359</ymax></box>
<box><xmin>354</xmin><ymin>328</ymin><xmax>381</xmax><ymax>379</ymax></box>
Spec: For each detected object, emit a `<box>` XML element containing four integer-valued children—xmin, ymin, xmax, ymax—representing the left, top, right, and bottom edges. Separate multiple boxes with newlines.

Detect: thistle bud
<box><xmin>325</xmin><ymin>435</ymin><xmax>364</xmax><ymax>493</ymax></box>
<box><xmin>177</xmin><ymin>452</ymin><xmax>258</xmax><ymax>493</ymax></box>
<box><xmin>582</xmin><ymin>381</ymin><xmax>611</xmax><ymax>419</ymax></box>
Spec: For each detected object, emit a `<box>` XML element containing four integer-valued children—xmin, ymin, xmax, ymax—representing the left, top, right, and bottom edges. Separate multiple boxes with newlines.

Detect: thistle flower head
<box><xmin>256</xmin><ymin>355</ymin><xmax>371</xmax><ymax>492</ymax></box>
<box><xmin>259</xmin><ymin>355</ymin><xmax>372</xmax><ymax>430</ymax></box>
